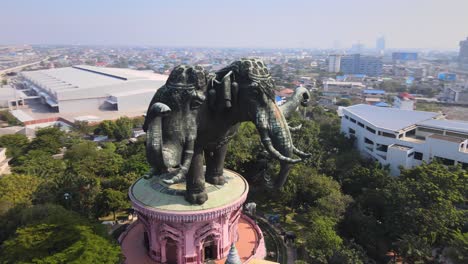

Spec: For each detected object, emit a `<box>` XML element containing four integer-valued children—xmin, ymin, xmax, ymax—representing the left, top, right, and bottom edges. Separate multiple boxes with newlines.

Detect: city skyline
<box><xmin>2</xmin><ymin>0</ymin><xmax>468</xmax><ymax>50</ymax></box>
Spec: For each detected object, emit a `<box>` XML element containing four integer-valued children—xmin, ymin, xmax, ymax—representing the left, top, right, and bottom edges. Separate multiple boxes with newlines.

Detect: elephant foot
<box><xmin>206</xmin><ymin>175</ymin><xmax>225</xmax><ymax>186</ymax></box>
<box><xmin>162</xmin><ymin>176</ymin><xmax>185</xmax><ymax>185</ymax></box>
<box><xmin>162</xmin><ymin>170</ymin><xmax>186</xmax><ymax>184</ymax></box>
<box><xmin>143</xmin><ymin>168</ymin><xmax>156</xmax><ymax>179</ymax></box>
<box><xmin>185</xmin><ymin>191</ymin><xmax>208</xmax><ymax>205</ymax></box>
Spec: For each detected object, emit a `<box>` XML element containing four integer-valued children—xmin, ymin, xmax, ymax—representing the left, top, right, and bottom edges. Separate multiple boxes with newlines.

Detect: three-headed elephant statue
<box><xmin>144</xmin><ymin>58</ymin><xmax>310</xmax><ymax>205</ymax></box>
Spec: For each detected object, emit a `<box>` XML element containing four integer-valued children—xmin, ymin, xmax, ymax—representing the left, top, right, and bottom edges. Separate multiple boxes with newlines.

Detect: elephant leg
<box><xmin>185</xmin><ymin>145</ymin><xmax>207</xmax><ymax>205</ymax></box>
<box><xmin>162</xmin><ymin>137</ymin><xmax>195</xmax><ymax>184</ymax></box>
<box><xmin>204</xmin><ymin>144</ymin><xmax>228</xmax><ymax>185</ymax></box>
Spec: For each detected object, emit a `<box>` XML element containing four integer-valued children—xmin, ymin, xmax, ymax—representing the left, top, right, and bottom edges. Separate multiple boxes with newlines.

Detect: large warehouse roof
<box><xmin>21</xmin><ymin>65</ymin><xmax>167</xmax><ymax>101</ymax></box>
<box><xmin>343</xmin><ymin>104</ymin><xmax>441</xmax><ymax>132</ymax></box>
<box><xmin>417</xmin><ymin>119</ymin><xmax>468</xmax><ymax>134</ymax></box>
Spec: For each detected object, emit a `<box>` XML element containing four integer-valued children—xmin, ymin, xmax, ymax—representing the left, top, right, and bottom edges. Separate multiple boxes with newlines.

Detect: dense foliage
<box><xmin>226</xmin><ymin>100</ymin><xmax>467</xmax><ymax>263</ymax></box>
<box><xmin>0</xmin><ymin>103</ymin><xmax>466</xmax><ymax>263</ymax></box>
<box><xmin>0</xmin><ymin>204</ymin><xmax>121</xmax><ymax>263</ymax></box>
<box><xmin>0</xmin><ymin>122</ymin><xmax>146</xmax><ymax>262</ymax></box>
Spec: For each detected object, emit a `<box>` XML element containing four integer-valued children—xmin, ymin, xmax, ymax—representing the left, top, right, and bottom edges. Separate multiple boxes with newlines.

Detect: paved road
<box><xmin>0</xmin><ymin>57</ymin><xmax>49</xmax><ymax>75</ymax></box>
<box><xmin>287</xmin><ymin>245</ymin><xmax>296</xmax><ymax>264</ymax></box>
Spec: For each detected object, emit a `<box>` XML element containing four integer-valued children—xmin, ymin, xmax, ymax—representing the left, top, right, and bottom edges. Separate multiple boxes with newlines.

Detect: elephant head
<box><xmin>209</xmin><ymin>58</ymin><xmax>310</xmax><ymax>188</ymax></box>
<box><xmin>144</xmin><ymin>65</ymin><xmax>207</xmax><ymax>181</ymax></box>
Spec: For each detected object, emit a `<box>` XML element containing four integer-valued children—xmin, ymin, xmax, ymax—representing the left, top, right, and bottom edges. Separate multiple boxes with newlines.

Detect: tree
<box><xmin>443</xmin><ymin>231</ymin><xmax>468</xmax><ymax>264</ymax></box>
<box><xmin>0</xmin><ymin>134</ymin><xmax>29</xmax><ymax>158</ymax></box>
<box><xmin>225</xmin><ymin>122</ymin><xmax>262</xmax><ymax>175</ymax></box>
<box><xmin>95</xmin><ymin>188</ymin><xmax>129</xmax><ymax>221</ymax></box>
<box><xmin>65</xmin><ymin>141</ymin><xmax>123</xmax><ymax>177</ymax></box>
<box><xmin>394</xmin><ymin>234</ymin><xmax>432</xmax><ymax>263</ymax></box>
<box><xmin>382</xmin><ymin>163</ymin><xmax>466</xmax><ymax>248</ymax></box>
<box><xmin>378</xmin><ymin>80</ymin><xmax>406</xmax><ymax>93</ymax></box>
<box><xmin>280</xmin><ymin>164</ymin><xmax>352</xmax><ymax>220</ymax></box>
<box><xmin>96</xmin><ymin>120</ymin><xmax>115</xmax><ymax>137</ymax></box>
<box><xmin>27</xmin><ymin>127</ymin><xmax>65</xmax><ymax>154</ymax></box>
<box><xmin>0</xmin><ymin>204</ymin><xmax>79</xmax><ymax>243</ymax></box>
<box><xmin>329</xmin><ymin>241</ymin><xmax>370</xmax><ymax>264</ymax></box>
<box><xmin>113</xmin><ymin>116</ymin><xmax>133</xmax><ymax>140</ymax></box>
<box><xmin>304</xmin><ymin>215</ymin><xmax>343</xmax><ymax>262</ymax></box>
<box><xmin>0</xmin><ymin>110</ymin><xmax>22</xmax><ymax>126</ymax></box>
<box><xmin>12</xmin><ymin>150</ymin><xmax>66</xmax><ymax>180</ymax></box>
<box><xmin>121</xmin><ymin>152</ymin><xmax>150</xmax><ymax>175</ymax></box>
<box><xmin>341</xmin><ymin>163</ymin><xmax>392</xmax><ymax>197</ymax></box>
<box><xmin>0</xmin><ymin>174</ymin><xmax>42</xmax><ymax>211</ymax></box>
<box><xmin>73</xmin><ymin>120</ymin><xmax>92</xmax><ymax>134</ymax></box>
<box><xmin>336</xmin><ymin>98</ymin><xmax>351</xmax><ymax>106</ymax></box>
<box><xmin>101</xmin><ymin>173</ymin><xmax>138</xmax><ymax>192</ymax></box>
<box><xmin>0</xmin><ymin>204</ymin><xmax>121</xmax><ymax>263</ymax></box>
<box><xmin>131</xmin><ymin>116</ymin><xmax>145</xmax><ymax>128</ymax></box>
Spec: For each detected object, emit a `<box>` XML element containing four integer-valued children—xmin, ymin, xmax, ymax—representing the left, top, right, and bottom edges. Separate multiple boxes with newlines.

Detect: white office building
<box><xmin>341</xmin><ymin>104</ymin><xmax>468</xmax><ymax>175</ymax></box>
<box><xmin>20</xmin><ymin>65</ymin><xmax>167</xmax><ymax>113</ymax></box>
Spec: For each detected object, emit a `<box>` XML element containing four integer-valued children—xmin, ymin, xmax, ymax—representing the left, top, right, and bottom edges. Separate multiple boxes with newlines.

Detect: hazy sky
<box><xmin>2</xmin><ymin>0</ymin><xmax>468</xmax><ymax>50</ymax></box>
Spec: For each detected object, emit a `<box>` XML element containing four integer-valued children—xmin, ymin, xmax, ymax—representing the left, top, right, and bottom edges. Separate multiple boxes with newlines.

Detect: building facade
<box><xmin>20</xmin><ymin>65</ymin><xmax>167</xmax><ymax>113</ymax></box>
<box><xmin>376</xmin><ymin>36</ymin><xmax>385</xmax><ymax>53</ymax></box>
<box><xmin>340</xmin><ymin>104</ymin><xmax>468</xmax><ymax>175</ymax></box>
<box><xmin>328</xmin><ymin>55</ymin><xmax>341</xmax><ymax>73</ymax></box>
<box><xmin>340</xmin><ymin>54</ymin><xmax>383</xmax><ymax>76</ymax></box>
<box><xmin>459</xmin><ymin>37</ymin><xmax>468</xmax><ymax>70</ymax></box>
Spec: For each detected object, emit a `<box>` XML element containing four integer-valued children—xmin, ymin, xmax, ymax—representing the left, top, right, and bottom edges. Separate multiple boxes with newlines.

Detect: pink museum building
<box><xmin>120</xmin><ymin>169</ymin><xmax>267</xmax><ymax>264</ymax></box>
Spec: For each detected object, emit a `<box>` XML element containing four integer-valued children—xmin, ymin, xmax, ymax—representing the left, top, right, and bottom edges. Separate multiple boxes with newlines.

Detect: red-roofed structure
<box><xmin>275</xmin><ymin>88</ymin><xmax>294</xmax><ymax>97</ymax></box>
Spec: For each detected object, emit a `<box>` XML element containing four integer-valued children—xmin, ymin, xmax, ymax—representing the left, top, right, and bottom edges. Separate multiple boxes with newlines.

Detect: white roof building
<box><xmin>341</xmin><ymin>104</ymin><xmax>468</xmax><ymax>175</ymax></box>
<box><xmin>20</xmin><ymin>65</ymin><xmax>167</xmax><ymax>113</ymax></box>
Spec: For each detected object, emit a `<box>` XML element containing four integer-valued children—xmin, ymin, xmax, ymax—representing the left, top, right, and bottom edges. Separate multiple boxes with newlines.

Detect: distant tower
<box><xmin>351</xmin><ymin>42</ymin><xmax>365</xmax><ymax>53</ymax></box>
<box><xmin>459</xmin><ymin>37</ymin><xmax>468</xmax><ymax>70</ymax></box>
<box><xmin>333</xmin><ymin>40</ymin><xmax>341</xmax><ymax>50</ymax></box>
<box><xmin>376</xmin><ymin>36</ymin><xmax>385</xmax><ymax>54</ymax></box>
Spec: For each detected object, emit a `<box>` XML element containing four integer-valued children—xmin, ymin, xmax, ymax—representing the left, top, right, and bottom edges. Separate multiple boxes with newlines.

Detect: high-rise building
<box><xmin>376</xmin><ymin>36</ymin><xmax>385</xmax><ymax>53</ymax></box>
<box><xmin>351</xmin><ymin>43</ymin><xmax>365</xmax><ymax>53</ymax></box>
<box><xmin>340</xmin><ymin>54</ymin><xmax>383</xmax><ymax>76</ymax></box>
<box><xmin>328</xmin><ymin>54</ymin><xmax>341</xmax><ymax>73</ymax></box>
<box><xmin>392</xmin><ymin>52</ymin><xmax>418</xmax><ymax>62</ymax></box>
<box><xmin>459</xmin><ymin>37</ymin><xmax>468</xmax><ymax>69</ymax></box>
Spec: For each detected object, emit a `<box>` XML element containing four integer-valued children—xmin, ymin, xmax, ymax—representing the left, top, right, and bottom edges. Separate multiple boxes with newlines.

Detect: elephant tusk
<box><xmin>293</xmin><ymin>146</ymin><xmax>312</xmax><ymax>159</ymax></box>
<box><xmin>288</xmin><ymin>123</ymin><xmax>302</xmax><ymax>132</ymax></box>
<box><xmin>261</xmin><ymin>138</ymin><xmax>301</xmax><ymax>164</ymax></box>
<box><xmin>150</xmin><ymin>102</ymin><xmax>171</xmax><ymax>116</ymax></box>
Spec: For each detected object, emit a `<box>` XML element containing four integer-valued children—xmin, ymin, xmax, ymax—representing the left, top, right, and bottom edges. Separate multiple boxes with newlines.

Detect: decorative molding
<box><xmin>129</xmin><ymin>188</ymin><xmax>247</xmax><ymax>223</ymax></box>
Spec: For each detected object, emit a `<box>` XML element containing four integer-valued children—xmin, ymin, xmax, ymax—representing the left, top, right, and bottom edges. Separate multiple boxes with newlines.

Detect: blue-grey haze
<box><xmin>2</xmin><ymin>0</ymin><xmax>468</xmax><ymax>50</ymax></box>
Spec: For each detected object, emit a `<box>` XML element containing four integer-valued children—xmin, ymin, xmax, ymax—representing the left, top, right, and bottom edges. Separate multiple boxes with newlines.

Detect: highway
<box><xmin>0</xmin><ymin>57</ymin><xmax>50</xmax><ymax>75</ymax></box>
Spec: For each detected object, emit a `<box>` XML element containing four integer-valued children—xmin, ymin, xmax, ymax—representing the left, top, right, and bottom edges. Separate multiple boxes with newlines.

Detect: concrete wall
<box><xmin>58</xmin><ymin>98</ymin><xmax>107</xmax><ymax>113</ymax></box>
<box><xmin>427</xmin><ymin>137</ymin><xmax>468</xmax><ymax>165</ymax></box>
<box><xmin>116</xmin><ymin>91</ymin><xmax>154</xmax><ymax>112</ymax></box>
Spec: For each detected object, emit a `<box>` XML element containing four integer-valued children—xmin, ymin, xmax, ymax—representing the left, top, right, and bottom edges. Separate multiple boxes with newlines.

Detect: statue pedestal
<box><xmin>121</xmin><ymin>169</ymin><xmax>265</xmax><ymax>264</ymax></box>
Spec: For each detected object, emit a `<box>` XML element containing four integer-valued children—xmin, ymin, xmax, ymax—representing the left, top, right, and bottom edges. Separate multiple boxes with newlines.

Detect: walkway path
<box><xmin>256</xmin><ymin>214</ymin><xmax>297</xmax><ymax>264</ymax></box>
<box><xmin>286</xmin><ymin>245</ymin><xmax>296</xmax><ymax>264</ymax></box>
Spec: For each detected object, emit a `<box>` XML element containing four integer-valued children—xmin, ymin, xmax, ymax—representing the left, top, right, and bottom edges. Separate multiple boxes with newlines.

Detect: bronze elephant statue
<box><xmin>144</xmin><ymin>59</ymin><xmax>310</xmax><ymax>205</ymax></box>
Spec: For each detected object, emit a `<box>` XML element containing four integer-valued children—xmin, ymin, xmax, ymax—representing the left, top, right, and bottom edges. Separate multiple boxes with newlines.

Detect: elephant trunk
<box><xmin>255</xmin><ymin>102</ymin><xmax>300</xmax><ymax>188</ymax></box>
<box><xmin>145</xmin><ymin>103</ymin><xmax>172</xmax><ymax>174</ymax></box>
<box><xmin>279</xmin><ymin>86</ymin><xmax>310</xmax><ymax>118</ymax></box>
